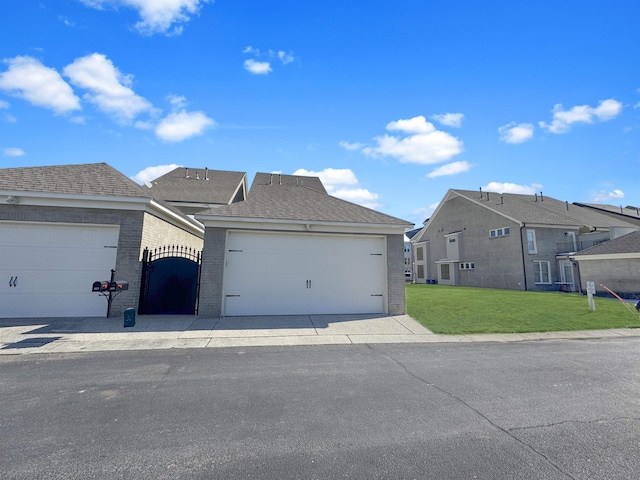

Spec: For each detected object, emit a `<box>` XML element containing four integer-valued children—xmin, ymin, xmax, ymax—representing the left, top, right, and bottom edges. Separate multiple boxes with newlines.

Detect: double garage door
<box><xmin>223</xmin><ymin>231</ymin><xmax>387</xmax><ymax>316</ymax></box>
<box><xmin>0</xmin><ymin>221</ymin><xmax>119</xmax><ymax>318</ymax></box>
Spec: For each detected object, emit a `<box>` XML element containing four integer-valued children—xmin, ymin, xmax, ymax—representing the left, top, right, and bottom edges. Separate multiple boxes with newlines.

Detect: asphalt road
<box><xmin>2</xmin><ymin>338</ymin><xmax>639</xmax><ymax>479</ymax></box>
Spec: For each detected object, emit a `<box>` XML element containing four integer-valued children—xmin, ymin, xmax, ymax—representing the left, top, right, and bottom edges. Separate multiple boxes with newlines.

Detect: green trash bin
<box><xmin>124</xmin><ymin>308</ymin><xmax>135</xmax><ymax>328</ymax></box>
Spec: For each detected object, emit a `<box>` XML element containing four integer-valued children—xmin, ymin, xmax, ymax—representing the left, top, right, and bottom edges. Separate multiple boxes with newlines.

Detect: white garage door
<box><xmin>223</xmin><ymin>231</ymin><xmax>386</xmax><ymax>316</ymax></box>
<box><xmin>0</xmin><ymin>221</ymin><xmax>119</xmax><ymax>318</ymax></box>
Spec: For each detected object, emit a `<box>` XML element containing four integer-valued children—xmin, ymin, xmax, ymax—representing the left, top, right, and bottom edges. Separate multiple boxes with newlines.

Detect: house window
<box><xmin>417</xmin><ymin>265</ymin><xmax>424</xmax><ymax>278</ymax></box>
<box><xmin>440</xmin><ymin>264</ymin><xmax>450</xmax><ymax>280</ymax></box>
<box><xmin>490</xmin><ymin>227</ymin><xmax>511</xmax><ymax>238</ymax></box>
<box><xmin>416</xmin><ymin>247</ymin><xmax>424</xmax><ymax>261</ymax></box>
<box><xmin>459</xmin><ymin>262</ymin><xmax>475</xmax><ymax>270</ymax></box>
<box><xmin>527</xmin><ymin>229</ymin><xmax>537</xmax><ymax>254</ymax></box>
<box><xmin>448</xmin><ymin>237</ymin><xmax>456</xmax><ymax>243</ymax></box>
<box><xmin>533</xmin><ymin>260</ymin><xmax>551</xmax><ymax>284</ymax></box>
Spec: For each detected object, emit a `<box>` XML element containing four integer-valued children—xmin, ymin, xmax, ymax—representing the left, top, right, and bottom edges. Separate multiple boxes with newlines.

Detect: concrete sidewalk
<box><xmin>1</xmin><ymin>313</ymin><xmax>640</xmax><ymax>355</ymax></box>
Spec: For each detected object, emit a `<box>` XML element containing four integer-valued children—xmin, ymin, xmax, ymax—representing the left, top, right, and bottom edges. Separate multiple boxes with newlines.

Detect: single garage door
<box><xmin>223</xmin><ymin>231</ymin><xmax>386</xmax><ymax>316</ymax></box>
<box><xmin>0</xmin><ymin>221</ymin><xmax>119</xmax><ymax>318</ymax></box>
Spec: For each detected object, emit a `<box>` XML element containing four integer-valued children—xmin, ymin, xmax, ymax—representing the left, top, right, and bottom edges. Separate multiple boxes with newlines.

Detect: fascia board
<box><xmin>227</xmin><ymin>175</ymin><xmax>248</xmax><ymax>204</ymax></box>
<box><xmin>571</xmin><ymin>253</ymin><xmax>640</xmax><ymax>261</ymax></box>
<box><xmin>197</xmin><ymin>216</ymin><xmax>409</xmax><ymax>235</ymax></box>
<box><xmin>524</xmin><ymin>223</ymin><xmax>585</xmax><ymax>229</ymax></box>
<box><xmin>1</xmin><ymin>192</ymin><xmax>149</xmax><ymax>210</ymax></box>
<box><xmin>147</xmin><ymin>200</ymin><xmax>204</xmax><ymax>236</ymax></box>
<box><xmin>411</xmin><ymin>189</ymin><xmax>453</xmax><ymax>243</ymax></box>
<box><xmin>0</xmin><ymin>192</ymin><xmax>204</xmax><ymax>237</ymax></box>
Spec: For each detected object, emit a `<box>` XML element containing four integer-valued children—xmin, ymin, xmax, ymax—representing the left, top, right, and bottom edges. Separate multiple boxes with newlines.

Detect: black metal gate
<box><xmin>138</xmin><ymin>246</ymin><xmax>202</xmax><ymax>315</ymax></box>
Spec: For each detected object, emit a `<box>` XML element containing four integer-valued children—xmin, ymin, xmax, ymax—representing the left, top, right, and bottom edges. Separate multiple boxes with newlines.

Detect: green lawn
<box><xmin>406</xmin><ymin>284</ymin><xmax>640</xmax><ymax>334</ymax></box>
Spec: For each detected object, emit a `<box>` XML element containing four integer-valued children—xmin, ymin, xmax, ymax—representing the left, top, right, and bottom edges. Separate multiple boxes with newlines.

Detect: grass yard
<box><xmin>406</xmin><ymin>284</ymin><xmax>640</xmax><ymax>334</ymax></box>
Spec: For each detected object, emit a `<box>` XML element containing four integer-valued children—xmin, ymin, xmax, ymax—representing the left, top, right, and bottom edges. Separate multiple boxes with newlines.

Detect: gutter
<box><xmin>519</xmin><ymin>224</ymin><xmax>528</xmax><ymax>291</ymax></box>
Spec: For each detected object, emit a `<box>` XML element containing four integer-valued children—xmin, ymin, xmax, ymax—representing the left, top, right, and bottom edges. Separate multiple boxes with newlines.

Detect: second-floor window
<box><xmin>490</xmin><ymin>227</ymin><xmax>510</xmax><ymax>238</ymax></box>
<box><xmin>527</xmin><ymin>229</ymin><xmax>537</xmax><ymax>254</ymax></box>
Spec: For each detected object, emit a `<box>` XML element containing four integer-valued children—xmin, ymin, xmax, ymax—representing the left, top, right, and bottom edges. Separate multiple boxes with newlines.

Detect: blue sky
<box><xmin>1</xmin><ymin>0</ymin><xmax>639</xmax><ymax>226</ymax></box>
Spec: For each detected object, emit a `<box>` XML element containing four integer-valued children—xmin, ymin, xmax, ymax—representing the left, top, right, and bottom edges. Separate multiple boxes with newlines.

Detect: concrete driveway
<box><xmin>1</xmin><ymin>313</ymin><xmax>639</xmax><ymax>354</ymax></box>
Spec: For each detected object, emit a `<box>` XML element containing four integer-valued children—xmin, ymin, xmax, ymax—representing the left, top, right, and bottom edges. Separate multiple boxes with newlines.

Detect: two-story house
<box><xmin>411</xmin><ymin>189</ymin><xmax>639</xmax><ymax>292</ymax></box>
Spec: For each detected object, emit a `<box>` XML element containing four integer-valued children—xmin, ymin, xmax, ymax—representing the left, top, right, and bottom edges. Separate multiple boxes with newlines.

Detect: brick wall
<box><xmin>386</xmin><ymin>233</ymin><xmax>406</xmax><ymax>315</ymax></box>
<box><xmin>577</xmin><ymin>258</ymin><xmax>640</xmax><ymax>299</ymax></box>
<box><xmin>198</xmin><ymin>227</ymin><xmax>227</xmax><ymax>317</ymax></box>
<box><xmin>140</xmin><ymin>212</ymin><xmax>203</xmax><ymax>256</ymax></box>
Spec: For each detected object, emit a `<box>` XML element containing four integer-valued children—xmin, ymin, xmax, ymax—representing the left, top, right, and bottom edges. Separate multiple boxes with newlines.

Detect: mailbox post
<box><xmin>91</xmin><ymin>269</ymin><xmax>128</xmax><ymax>317</ymax></box>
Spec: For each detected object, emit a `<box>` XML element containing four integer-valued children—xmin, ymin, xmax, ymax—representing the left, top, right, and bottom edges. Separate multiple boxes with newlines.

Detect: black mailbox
<box><xmin>108</xmin><ymin>281</ymin><xmax>118</xmax><ymax>292</ymax></box>
<box><xmin>115</xmin><ymin>281</ymin><xmax>129</xmax><ymax>291</ymax></box>
<box><xmin>92</xmin><ymin>281</ymin><xmax>103</xmax><ymax>292</ymax></box>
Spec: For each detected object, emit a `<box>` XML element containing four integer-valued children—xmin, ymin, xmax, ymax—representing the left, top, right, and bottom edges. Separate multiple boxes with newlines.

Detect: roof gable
<box><xmin>146</xmin><ymin>167</ymin><xmax>246</xmax><ymax>205</ymax></box>
<box><xmin>453</xmin><ymin>189</ymin><xmax>637</xmax><ymax>228</ymax></box>
<box><xmin>196</xmin><ymin>172</ymin><xmax>411</xmax><ymax>227</ymax></box>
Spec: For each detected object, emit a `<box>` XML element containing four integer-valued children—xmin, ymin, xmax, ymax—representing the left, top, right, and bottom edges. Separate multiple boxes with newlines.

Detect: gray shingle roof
<box><xmin>196</xmin><ymin>173</ymin><xmax>412</xmax><ymax>226</ymax></box>
<box><xmin>452</xmin><ymin>189</ymin><xmax>639</xmax><ymax>229</ymax></box>
<box><xmin>0</xmin><ymin>162</ymin><xmax>203</xmax><ymax>231</ymax></box>
<box><xmin>0</xmin><ymin>163</ymin><xmax>149</xmax><ymax>198</ymax></box>
<box><xmin>146</xmin><ymin>167</ymin><xmax>246</xmax><ymax>204</ymax></box>
<box><xmin>574</xmin><ymin>230</ymin><xmax>640</xmax><ymax>256</ymax></box>
<box><xmin>573</xmin><ymin>203</ymin><xmax>640</xmax><ymax>226</ymax></box>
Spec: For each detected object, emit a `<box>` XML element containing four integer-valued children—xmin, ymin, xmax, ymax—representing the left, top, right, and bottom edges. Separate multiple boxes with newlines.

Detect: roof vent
<box><xmin>479</xmin><ymin>187</ymin><xmax>483</xmax><ymax>199</ymax></box>
<box><xmin>205</xmin><ymin>167</ymin><xmax>209</xmax><ymax>180</ymax></box>
<box><xmin>535</xmin><ymin>193</ymin><xmax>538</xmax><ymax>202</ymax></box>
<box><xmin>185</xmin><ymin>168</ymin><xmax>190</xmax><ymax>178</ymax></box>
<box><xmin>540</xmin><ymin>191</ymin><xmax>544</xmax><ymax>201</ymax></box>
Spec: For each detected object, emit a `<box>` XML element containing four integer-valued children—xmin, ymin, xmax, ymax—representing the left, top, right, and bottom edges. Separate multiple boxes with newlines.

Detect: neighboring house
<box><xmin>571</xmin><ymin>230</ymin><xmax>640</xmax><ymax>299</ymax></box>
<box><xmin>0</xmin><ymin>163</ymin><xmax>204</xmax><ymax>318</ymax></box>
<box><xmin>403</xmin><ymin>235</ymin><xmax>412</xmax><ymax>281</ymax></box>
<box><xmin>572</xmin><ymin>203</ymin><xmax>640</xmax><ymax>227</ymax></box>
<box><xmin>146</xmin><ymin>167</ymin><xmax>247</xmax><ymax>215</ymax></box>
<box><xmin>411</xmin><ymin>189</ymin><xmax>639</xmax><ymax>292</ymax></box>
<box><xmin>195</xmin><ymin>173</ymin><xmax>413</xmax><ymax>317</ymax></box>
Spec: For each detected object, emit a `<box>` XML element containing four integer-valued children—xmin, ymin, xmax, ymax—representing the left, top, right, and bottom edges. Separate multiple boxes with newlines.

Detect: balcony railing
<box><xmin>556</xmin><ymin>239</ymin><xmax>606</xmax><ymax>254</ymax></box>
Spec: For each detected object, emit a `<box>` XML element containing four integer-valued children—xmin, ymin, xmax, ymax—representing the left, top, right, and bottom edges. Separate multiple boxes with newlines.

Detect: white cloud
<box><xmin>294</xmin><ymin>168</ymin><xmax>357</xmax><ymax>186</ymax></box>
<box><xmin>539</xmin><ymin>99</ymin><xmax>623</xmax><ymax>134</ymax></box>
<box><xmin>243</xmin><ymin>59</ymin><xmax>272</xmax><ymax>75</ymax></box>
<box><xmin>3</xmin><ymin>147</ymin><xmax>25</xmax><ymax>157</ymax></box>
<box><xmin>386</xmin><ymin>115</ymin><xmax>435</xmax><ymax>134</ymax></box>
<box><xmin>155</xmin><ymin>110</ymin><xmax>215</xmax><ymax>142</ymax></box>
<box><xmin>80</xmin><ymin>0</ymin><xmax>210</xmax><ymax>36</ymax></box>
<box><xmin>431</xmin><ymin>113</ymin><xmax>464</xmax><ymax>128</ymax></box>
<box><xmin>339</xmin><ymin>141</ymin><xmax>365</xmax><ymax>151</ymax></box>
<box><xmin>0</xmin><ymin>56</ymin><xmax>81</xmax><ymax>114</ymax></box>
<box><xmin>329</xmin><ymin>188</ymin><xmax>380</xmax><ymax>209</ymax></box>
<box><xmin>413</xmin><ymin>203</ymin><xmax>440</xmax><ymax>217</ymax></box>
<box><xmin>426</xmin><ymin>160</ymin><xmax>471</xmax><ymax>178</ymax></box>
<box><xmin>131</xmin><ymin>163</ymin><xmax>182</xmax><ymax>185</ymax></box>
<box><xmin>0</xmin><ymin>100</ymin><xmax>9</xmax><ymax>109</ymax></box>
<box><xmin>63</xmin><ymin>53</ymin><xmax>152</xmax><ymax>122</ymax></box>
<box><xmin>277</xmin><ymin>51</ymin><xmax>295</xmax><ymax>65</ymax></box>
<box><xmin>58</xmin><ymin>15</ymin><xmax>75</xmax><ymax>27</ymax></box>
<box><xmin>498</xmin><ymin>122</ymin><xmax>534</xmax><ymax>144</ymax></box>
<box><xmin>167</xmin><ymin>94</ymin><xmax>187</xmax><ymax>108</ymax></box>
<box><xmin>483</xmin><ymin>182</ymin><xmax>544</xmax><ymax>195</ymax></box>
<box><xmin>358</xmin><ymin>116</ymin><xmax>463</xmax><ymax>165</ymax></box>
<box><xmin>293</xmin><ymin>167</ymin><xmax>381</xmax><ymax>209</ymax></box>
<box><xmin>592</xmin><ymin>189</ymin><xmax>625</xmax><ymax>202</ymax></box>
<box><xmin>243</xmin><ymin>47</ymin><xmax>295</xmax><ymax>74</ymax></box>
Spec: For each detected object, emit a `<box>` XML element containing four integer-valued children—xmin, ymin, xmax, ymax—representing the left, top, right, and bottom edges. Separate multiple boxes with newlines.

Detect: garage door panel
<box><xmin>0</xmin><ymin>222</ymin><xmax>119</xmax><ymax>318</ymax></box>
<box><xmin>0</xmin><ymin>246</ymin><xmax>118</xmax><ymax>271</ymax></box>
<box><xmin>224</xmin><ymin>232</ymin><xmax>386</xmax><ymax>316</ymax></box>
